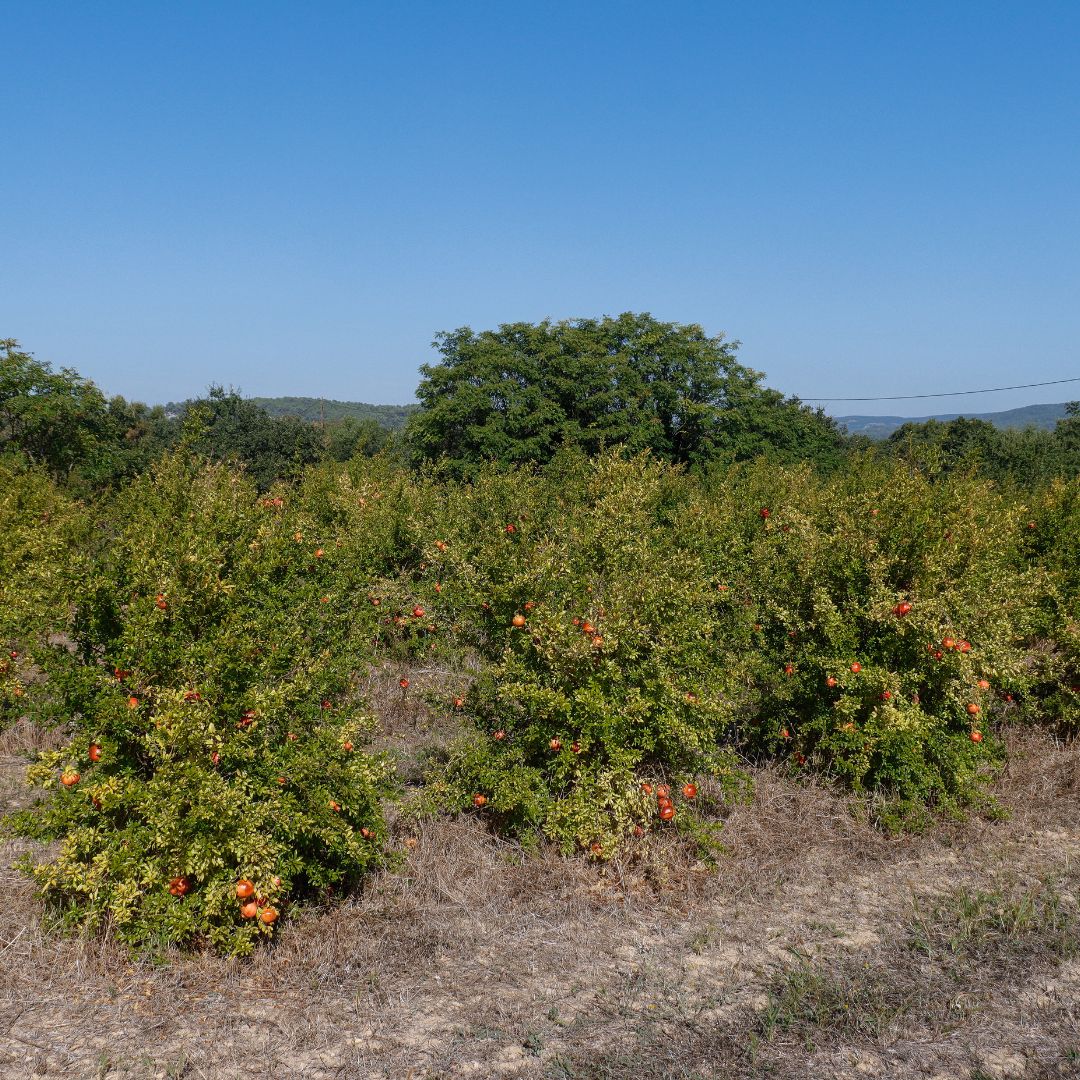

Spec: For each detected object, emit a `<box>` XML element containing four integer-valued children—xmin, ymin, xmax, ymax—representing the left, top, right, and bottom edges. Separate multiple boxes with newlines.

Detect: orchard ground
<box><xmin>2</xmin><ymin>661</ymin><xmax>1078</xmax><ymax>1080</ymax></box>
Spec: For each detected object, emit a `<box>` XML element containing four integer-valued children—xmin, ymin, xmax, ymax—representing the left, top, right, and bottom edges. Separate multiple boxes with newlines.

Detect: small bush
<box><xmin>7</xmin><ymin>453</ymin><xmax>395</xmax><ymax>955</ymax></box>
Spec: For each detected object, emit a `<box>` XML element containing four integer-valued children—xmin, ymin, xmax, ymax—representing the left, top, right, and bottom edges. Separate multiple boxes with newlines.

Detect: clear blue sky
<box><xmin>3</xmin><ymin>1</ymin><xmax>1078</xmax><ymax>415</ymax></box>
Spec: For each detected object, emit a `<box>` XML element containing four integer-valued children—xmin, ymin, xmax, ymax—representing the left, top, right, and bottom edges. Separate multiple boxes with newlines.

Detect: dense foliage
<box><xmin>886</xmin><ymin>410</ymin><xmax>1080</xmax><ymax>485</ymax></box>
<box><xmin>2</xmin><ymin>328</ymin><xmax>1078</xmax><ymax>957</ymax></box>
<box><xmin>5</xmin><ymin>454</ymin><xmax>395</xmax><ymax>954</ymax></box>
<box><xmin>406</xmin><ymin>313</ymin><xmax>847</xmax><ymax>476</ymax></box>
<box><xmin>6</xmin><ymin>334</ymin><xmax>1080</xmax><ymax>494</ymax></box>
<box><xmin>0</xmin><ymin>345</ymin><xmax>399</xmax><ymax>493</ymax></box>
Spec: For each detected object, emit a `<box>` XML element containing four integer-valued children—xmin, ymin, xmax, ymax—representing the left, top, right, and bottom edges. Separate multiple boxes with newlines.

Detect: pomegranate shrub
<box><xmin>8</xmin><ymin>454</ymin><xmax>393</xmax><ymax>955</ymax></box>
<box><xmin>3</xmin><ymin>447</ymin><xmax>1074</xmax><ymax>953</ymax></box>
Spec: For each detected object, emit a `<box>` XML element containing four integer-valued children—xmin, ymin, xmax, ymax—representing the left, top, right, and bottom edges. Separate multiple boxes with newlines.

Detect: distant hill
<box><xmin>249</xmin><ymin>397</ymin><xmax>419</xmax><ymax>429</ymax></box>
<box><xmin>836</xmin><ymin>402</ymin><xmax>1070</xmax><ymax>440</ymax></box>
<box><xmin>173</xmin><ymin>395</ymin><xmax>1073</xmax><ymax>441</ymax></box>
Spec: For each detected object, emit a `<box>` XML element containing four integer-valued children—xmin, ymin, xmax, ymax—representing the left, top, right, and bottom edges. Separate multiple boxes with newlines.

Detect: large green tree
<box><xmin>0</xmin><ymin>339</ymin><xmax>112</xmax><ymax>478</ymax></box>
<box><xmin>406</xmin><ymin>313</ymin><xmax>844</xmax><ymax>475</ymax></box>
<box><xmin>1</xmin><ymin>340</ymin><xmax>179</xmax><ymax>489</ymax></box>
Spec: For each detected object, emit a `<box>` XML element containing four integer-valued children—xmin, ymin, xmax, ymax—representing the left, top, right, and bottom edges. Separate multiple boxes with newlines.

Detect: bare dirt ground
<box><xmin>2</xmin><ymin>669</ymin><xmax>1079</xmax><ymax>1080</ymax></box>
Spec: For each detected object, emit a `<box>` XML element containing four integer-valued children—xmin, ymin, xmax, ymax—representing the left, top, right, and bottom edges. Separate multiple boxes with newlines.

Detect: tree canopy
<box><xmin>406</xmin><ymin>313</ymin><xmax>845</xmax><ymax>475</ymax></box>
<box><xmin>0</xmin><ymin>339</ymin><xmax>175</xmax><ymax>488</ymax></box>
<box><xmin>884</xmin><ymin>411</ymin><xmax>1080</xmax><ymax>485</ymax></box>
<box><xmin>178</xmin><ymin>387</ymin><xmax>327</xmax><ymax>490</ymax></box>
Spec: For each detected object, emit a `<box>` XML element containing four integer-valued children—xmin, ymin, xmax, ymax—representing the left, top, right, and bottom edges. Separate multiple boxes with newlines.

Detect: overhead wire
<box><xmin>800</xmin><ymin>376</ymin><xmax>1080</xmax><ymax>403</ymax></box>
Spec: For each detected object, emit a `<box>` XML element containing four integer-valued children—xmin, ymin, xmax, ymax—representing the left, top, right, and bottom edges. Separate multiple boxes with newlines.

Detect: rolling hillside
<box><xmin>249</xmin><ymin>397</ymin><xmax>419</xmax><ymax>429</ymax></box>
<box><xmin>247</xmin><ymin>398</ymin><xmax>1072</xmax><ymax>440</ymax></box>
<box><xmin>836</xmin><ymin>402</ymin><xmax>1070</xmax><ymax>440</ymax></box>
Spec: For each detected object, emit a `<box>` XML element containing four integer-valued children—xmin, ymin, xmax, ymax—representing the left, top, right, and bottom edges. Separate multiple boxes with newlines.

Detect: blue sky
<box><xmin>2</xmin><ymin>1</ymin><xmax>1078</xmax><ymax>414</ymax></box>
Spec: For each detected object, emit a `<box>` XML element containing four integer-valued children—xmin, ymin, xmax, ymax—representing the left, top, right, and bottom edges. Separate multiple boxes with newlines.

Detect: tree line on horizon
<box><xmin>2</xmin><ymin>317</ymin><xmax>1079</xmax><ymax>492</ymax></box>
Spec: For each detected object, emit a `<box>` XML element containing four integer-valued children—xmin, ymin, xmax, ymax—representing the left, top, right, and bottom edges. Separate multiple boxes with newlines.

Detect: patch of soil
<box><xmin>2</xmin><ymin>715</ymin><xmax>1078</xmax><ymax>1079</ymax></box>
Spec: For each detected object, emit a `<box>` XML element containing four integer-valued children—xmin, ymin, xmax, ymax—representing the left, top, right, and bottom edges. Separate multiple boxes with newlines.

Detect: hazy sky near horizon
<box><xmin>2</xmin><ymin>1</ymin><xmax>1078</xmax><ymax>416</ymax></box>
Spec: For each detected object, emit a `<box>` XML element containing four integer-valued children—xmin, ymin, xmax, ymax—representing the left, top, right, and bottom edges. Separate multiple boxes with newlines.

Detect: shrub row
<box><xmin>2</xmin><ymin>448</ymin><xmax>1077</xmax><ymax>952</ymax></box>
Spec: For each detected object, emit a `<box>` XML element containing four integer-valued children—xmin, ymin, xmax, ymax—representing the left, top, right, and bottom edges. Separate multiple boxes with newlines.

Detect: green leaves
<box><xmin>10</xmin><ymin>452</ymin><xmax>394</xmax><ymax>955</ymax></box>
<box><xmin>407</xmin><ymin>314</ymin><xmax>845</xmax><ymax>477</ymax></box>
<box><xmin>7</xmin><ymin>442</ymin><xmax>1079</xmax><ymax>954</ymax></box>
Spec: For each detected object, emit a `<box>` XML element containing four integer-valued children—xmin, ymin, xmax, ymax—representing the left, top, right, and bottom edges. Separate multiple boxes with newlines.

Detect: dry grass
<box><xmin>2</xmin><ymin>689</ymin><xmax>1080</xmax><ymax>1078</ymax></box>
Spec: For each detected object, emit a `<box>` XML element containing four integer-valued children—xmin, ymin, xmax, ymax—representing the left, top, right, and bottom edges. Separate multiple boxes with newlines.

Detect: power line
<box><xmin>800</xmin><ymin>376</ymin><xmax>1080</xmax><ymax>403</ymax></box>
